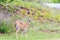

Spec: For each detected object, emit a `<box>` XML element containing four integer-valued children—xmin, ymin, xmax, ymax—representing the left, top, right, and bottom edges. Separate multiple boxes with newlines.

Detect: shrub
<box><xmin>0</xmin><ymin>21</ymin><xmax>10</xmax><ymax>33</ymax></box>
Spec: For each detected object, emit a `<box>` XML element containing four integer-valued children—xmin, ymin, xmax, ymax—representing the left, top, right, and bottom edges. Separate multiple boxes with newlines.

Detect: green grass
<box><xmin>0</xmin><ymin>18</ymin><xmax>60</xmax><ymax>40</ymax></box>
<box><xmin>0</xmin><ymin>31</ymin><xmax>60</xmax><ymax>40</ymax></box>
<box><xmin>0</xmin><ymin>22</ymin><xmax>60</xmax><ymax>40</ymax></box>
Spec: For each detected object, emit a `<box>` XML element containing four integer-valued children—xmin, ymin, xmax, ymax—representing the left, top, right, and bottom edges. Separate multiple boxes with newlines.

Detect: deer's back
<box><xmin>14</xmin><ymin>20</ymin><xmax>29</xmax><ymax>30</ymax></box>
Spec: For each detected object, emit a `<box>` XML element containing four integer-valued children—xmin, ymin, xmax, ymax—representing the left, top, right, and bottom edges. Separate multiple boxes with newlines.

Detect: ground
<box><xmin>0</xmin><ymin>30</ymin><xmax>60</xmax><ymax>40</ymax></box>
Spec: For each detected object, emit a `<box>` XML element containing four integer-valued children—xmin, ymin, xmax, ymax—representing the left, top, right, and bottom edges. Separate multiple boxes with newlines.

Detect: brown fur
<box><xmin>14</xmin><ymin>20</ymin><xmax>29</xmax><ymax>39</ymax></box>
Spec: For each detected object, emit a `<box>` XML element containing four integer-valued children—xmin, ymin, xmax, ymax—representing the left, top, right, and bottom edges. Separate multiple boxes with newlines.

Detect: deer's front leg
<box><xmin>23</xmin><ymin>26</ymin><xmax>28</xmax><ymax>38</ymax></box>
<box><xmin>16</xmin><ymin>26</ymin><xmax>20</xmax><ymax>39</ymax></box>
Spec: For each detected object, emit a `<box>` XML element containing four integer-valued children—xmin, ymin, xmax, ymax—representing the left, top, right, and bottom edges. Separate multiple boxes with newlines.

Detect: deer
<box><xmin>14</xmin><ymin>18</ymin><xmax>30</xmax><ymax>39</ymax></box>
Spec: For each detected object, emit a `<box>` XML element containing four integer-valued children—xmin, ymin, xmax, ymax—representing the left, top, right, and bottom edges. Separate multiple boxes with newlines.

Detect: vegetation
<box><xmin>0</xmin><ymin>0</ymin><xmax>60</xmax><ymax>40</ymax></box>
<box><xmin>0</xmin><ymin>0</ymin><xmax>60</xmax><ymax>33</ymax></box>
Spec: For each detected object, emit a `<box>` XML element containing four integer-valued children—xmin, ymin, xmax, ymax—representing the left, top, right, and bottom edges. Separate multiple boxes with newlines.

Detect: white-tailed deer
<box><xmin>14</xmin><ymin>18</ymin><xmax>30</xmax><ymax>39</ymax></box>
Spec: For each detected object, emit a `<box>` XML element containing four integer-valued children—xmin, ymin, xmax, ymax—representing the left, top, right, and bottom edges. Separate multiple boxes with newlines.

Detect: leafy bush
<box><xmin>0</xmin><ymin>20</ymin><xmax>13</xmax><ymax>33</ymax></box>
<box><xmin>55</xmin><ymin>14</ymin><xmax>60</xmax><ymax>22</ymax></box>
<box><xmin>0</xmin><ymin>21</ymin><xmax>10</xmax><ymax>33</ymax></box>
<box><xmin>0</xmin><ymin>0</ymin><xmax>13</xmax><ymax>3</ymax></box>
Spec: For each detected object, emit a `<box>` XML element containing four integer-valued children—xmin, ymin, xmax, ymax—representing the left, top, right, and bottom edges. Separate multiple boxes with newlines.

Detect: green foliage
<box><xmin>55</xmin><ymin>14</ymin><xmax>60</xmax><ymax>21</ymax></box>
<box><xmin>53</xmin><ymin>0</ymin><xmax>60</xmax><ymax>3</ymax></box>
<box><xmin>0</xmin><ymin>0</ymin><xmax>13</xmax><ymax>3</ymax></box>
<box><xmin>0</xmin><ymin>0</ymin><xmax>6</xmax><ymax>3</ymax></box>
<box><xmin>0</xmin><ymin>21</ymin><xmax>9</xmax><ymax>33</ymax></box>
<box><xmin>43</xmin><ymin>12</ymin><xmax>52</xmax><ymax>19</ymax></box>
<box><xmin>0</xmin><ymin>19</ymin><xmax>15</xmax><ymax>33</ymax></box>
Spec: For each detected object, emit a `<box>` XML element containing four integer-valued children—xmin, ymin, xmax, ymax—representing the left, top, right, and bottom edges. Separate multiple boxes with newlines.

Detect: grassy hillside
<box><xmin>0</xmin><ymin>0</ymin><xmax>60</xmax><ymax>40</ymax></box>
<box><xmin>0</xmin><ymin>0</ymin><xmax>60</xmax><ymax>33</ymax></box>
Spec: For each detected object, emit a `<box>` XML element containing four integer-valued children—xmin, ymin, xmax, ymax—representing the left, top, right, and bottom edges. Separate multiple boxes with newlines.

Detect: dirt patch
<box><xmin>39</xmin><ymin>29</ymin><xmax>59</xmax><ymax>33</ymax></box>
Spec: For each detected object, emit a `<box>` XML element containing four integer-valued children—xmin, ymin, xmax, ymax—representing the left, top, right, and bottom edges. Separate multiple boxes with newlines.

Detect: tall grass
<box><xmin>0</xmin><ymin>19</ymin><xmax>15</xmax><ymax>33</ymax></box>
<box><xmin>0</xmin><ymin>20</ymin><xmax>9</xmax><ymax>33</ymax></box>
